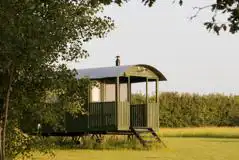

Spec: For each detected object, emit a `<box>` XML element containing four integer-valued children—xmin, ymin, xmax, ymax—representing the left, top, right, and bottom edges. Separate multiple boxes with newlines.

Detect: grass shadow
<box><xmin>53</xmin><ymin>135</ymin><xmax>164</xmax><ymax>151</ymax></box>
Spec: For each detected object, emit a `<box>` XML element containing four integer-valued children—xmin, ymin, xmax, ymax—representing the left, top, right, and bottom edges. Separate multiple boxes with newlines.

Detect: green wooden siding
<box><xmin>147</xmin><ymin>103</ymin><xmax>159</xmax><ymax>129</ymax></box>
<box><xmin>102</xmin><ymin>102</ymin><xmax>117</xmax><ymax>129</ymax></box>
<box><xmin>65</xmin><ymin>102</ymin><xmax>117</xmax><ymax>132</ymax></box>
<box><xmin>130</xmin><ymin>103</ymin><xmax>159</xmax><ymax>129</ymax></box>
<box><xmin>65</xmin><ymin>102</ymin><xmax>159</xmax><ymax>132</ymax></box>
<box><xmin>89</xmin><ymin>102</ymin><xmax>117</xmax><ymax>131</ymax></box>
<box><xmin>88</xmin><ymin>102</ymin><xmax>103</xmax><ymax>129</ymax></box>
<box><xmin>117</xmin><ymin>101</ymin><xmax>130</xmax><ymax>130</ymax></box>
<box><xmin>130</xmin><ymin>104</ymin><xmax>147</xmax><ymax>127</ymax></box>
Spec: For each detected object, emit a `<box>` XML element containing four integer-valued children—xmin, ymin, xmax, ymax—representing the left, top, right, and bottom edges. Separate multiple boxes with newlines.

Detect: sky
<box><xmin>68</xmin><ymin>0</ymin><xmax>239</xmax><ymax>95</ymax></box>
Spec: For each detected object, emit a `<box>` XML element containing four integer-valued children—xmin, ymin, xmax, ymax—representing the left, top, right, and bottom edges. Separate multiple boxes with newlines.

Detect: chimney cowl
<box><xmin>116</xmin><ymin>56</ymin><xmax>120</xmax><ymax>66</ymax></box>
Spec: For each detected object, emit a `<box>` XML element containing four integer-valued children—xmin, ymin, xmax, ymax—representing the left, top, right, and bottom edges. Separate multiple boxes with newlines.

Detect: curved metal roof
<box><xmin>76</xmin><ymin>64</ymin><xmax>167</xmax><ymax>81</ymax></box>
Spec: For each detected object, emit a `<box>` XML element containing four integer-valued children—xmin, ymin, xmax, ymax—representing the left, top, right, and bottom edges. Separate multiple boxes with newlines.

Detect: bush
<box><xmin>6</xmin><ymin>127</ymin><xmax>54</xmax><ymax>160</ymax></box>
<box><xmin>132</xmin><ymin>92</ymin><xmax>239</xmax><ymax>127</ymax></box>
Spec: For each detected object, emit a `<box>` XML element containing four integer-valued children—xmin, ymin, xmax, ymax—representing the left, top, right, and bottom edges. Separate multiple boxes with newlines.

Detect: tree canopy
<box><xmin>0</xmin><ymin>0</ymin><xmax>113</xmax><ymax>159</ymax></box>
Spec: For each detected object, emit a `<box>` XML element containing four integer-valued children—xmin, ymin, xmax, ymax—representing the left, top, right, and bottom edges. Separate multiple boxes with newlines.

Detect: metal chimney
<box><xmin>116</xmin><ymin>56</ymin><xmax>120</xmax><ymax>66</ymax></box>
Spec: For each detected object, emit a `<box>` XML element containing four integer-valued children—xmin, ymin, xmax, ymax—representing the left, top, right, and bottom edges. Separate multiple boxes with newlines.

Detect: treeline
<box><xmin>131</xmin><ymin>92</ymin><xmax>239</xmax><ymax>127</ymax></box>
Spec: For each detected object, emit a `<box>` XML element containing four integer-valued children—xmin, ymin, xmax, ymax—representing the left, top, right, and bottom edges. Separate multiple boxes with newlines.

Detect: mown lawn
<box><xmin>33</xmin><ymin>137</ymin><xmax>239</xmax><ymax>160</ymax></box>
<box><xmin>158</xmin><ymin>127</ymin><xmax>239</xmax><ymax>138</ymax></box>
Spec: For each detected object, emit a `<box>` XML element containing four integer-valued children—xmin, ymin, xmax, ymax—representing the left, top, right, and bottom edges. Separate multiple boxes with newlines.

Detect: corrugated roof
<box><xmin>76</xmin><ymin>65</ymin><xmax>131</xmax><ymax>79</ymax></box>
<box><xmin>76</xmin><ymin>64</ymin><xmax>167</xmax><ymax>80</ymax></box>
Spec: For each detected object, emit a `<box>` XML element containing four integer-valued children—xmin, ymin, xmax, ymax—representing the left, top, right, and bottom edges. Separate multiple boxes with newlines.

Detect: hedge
<box><xmin>132</xmin><ymin>92</ymin><xmax>239</xmax><ymax>127</ymax></box>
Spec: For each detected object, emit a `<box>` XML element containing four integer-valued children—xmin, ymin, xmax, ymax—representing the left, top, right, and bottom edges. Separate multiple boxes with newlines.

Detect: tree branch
<box><xmin>189</xmin><ymin>5</ymin><xmax>212</xmax><ymax>20</ymax></box>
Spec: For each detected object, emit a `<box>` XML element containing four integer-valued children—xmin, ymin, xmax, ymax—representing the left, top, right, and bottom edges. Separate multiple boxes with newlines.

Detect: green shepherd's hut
<box><xmin>65</xmin><ymin>56</ymin><xmax>167</xmax><ymax>133</ymax></box>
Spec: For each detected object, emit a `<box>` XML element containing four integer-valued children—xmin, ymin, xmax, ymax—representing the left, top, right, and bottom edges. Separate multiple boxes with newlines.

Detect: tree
<box><xmin>6</xmin><ymin>64</ymin><xmax>91</xmax><ymax>159</ymax></box>
<box><xmin>0</xmin><ymin>0</ymin><xmax>113</xmax><ymax>159</ymax></box>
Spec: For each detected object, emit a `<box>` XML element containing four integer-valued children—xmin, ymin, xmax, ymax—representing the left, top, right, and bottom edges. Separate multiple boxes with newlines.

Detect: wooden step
<box><xmin>132</xmin><ymin>127</ymin><xmax>152</xmax><ymax>130</ymax></box>
<box><xmin>133</xmin><ymin>128</ymin><xmax>151</xmax><ymax>132</ymax></box>
<box><xmin>135</xmin><ymin>130</ymin><xmax>151</xmax><ymax>133</ymax></box>
<box><xmin>130</xmin><ymin>127</ymin><xmax>167</xmax><ymax>148</ymax></box>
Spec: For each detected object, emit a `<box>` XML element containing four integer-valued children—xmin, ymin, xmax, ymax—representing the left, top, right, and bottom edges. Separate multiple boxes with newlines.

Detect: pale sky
<box><xmin>68</xmin><ymin>0</ymin><xmax>239</xmax><ymax>95</ymax></box>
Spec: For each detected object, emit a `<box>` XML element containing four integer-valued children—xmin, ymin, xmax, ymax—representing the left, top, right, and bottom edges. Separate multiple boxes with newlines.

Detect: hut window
<box><xmin>104</xmin><ymin>84</ymin><xmax>115</xmax><ymax>102</ymax></box>
<box><xmin>104</xmin><ymin>83</ymin><xmax>128</xmax><ymax>102</ymax></box>
<box><xmin>91</xmin><ymin>84</ymin><xmax>101</xmax><ymax>102</ymax></box>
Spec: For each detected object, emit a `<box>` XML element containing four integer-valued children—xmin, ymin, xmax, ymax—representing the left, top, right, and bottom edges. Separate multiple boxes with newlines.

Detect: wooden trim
<box><xmin>118</xmin><ymin>77</ymin><xmax>120</xmax><ymax>102</ymax></box>
<box><xmin>124</xmin><ymin>74</ymin><xmax>158</xmax><ymax>79</ymax></box>
<box><xmin>115</xmin><ymin>76</ymin><xmax>120</xmax><ymax>126</ymax></box>
<box><xmin>155</xmin><ymin>79</ymin><xmax>159</xmax><ymax>103</ymax></box>
<box><xmin>127</xmin><ymin>76</ymin><xmax>131</xmax><ymax>103</ymax></box>
<box><xmin>146</xmin><ymin>77</ymin><xmax>148</xmax><ymax>104</ymax></box>
<box><xmin>100</xmin><ymin>82</ymin><xmax>104</xmax><ymax>102</ymax></box>
<box><xmin>87</xmin><ymin>85</ymin><xmax>90</xmax><ymax>129</ymax></box>
<box><xmin>89</xmin><ymin>84</ymin><xmax>92</xmax><ymax>103</ymax></box>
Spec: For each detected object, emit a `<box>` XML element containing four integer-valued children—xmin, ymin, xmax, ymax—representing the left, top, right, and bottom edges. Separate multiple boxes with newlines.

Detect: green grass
<box><xmin>54</xmin><ymin>127</ymin><xmax>239</xmax><ymax>150</ymax></box>
<box><xmin>32</xmin><ymin>137</ymin><xmax>239</xmax><ymax>160</ymax></box>
<box><xmin>158</xmin><ymin>127</ymin><xmax>239</xmax><ymax>138</ymax></box>
<box><xmin>20</xmin><ymin>127</ymin><xmax>239</xmax><ymax>160</ymax></box>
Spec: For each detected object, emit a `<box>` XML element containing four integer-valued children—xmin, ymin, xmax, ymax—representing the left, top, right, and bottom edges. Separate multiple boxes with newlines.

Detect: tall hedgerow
<box><xmin>132</xmin><ymin>92</ymin><xmax>239</xmax><ymax>127</ymax></box>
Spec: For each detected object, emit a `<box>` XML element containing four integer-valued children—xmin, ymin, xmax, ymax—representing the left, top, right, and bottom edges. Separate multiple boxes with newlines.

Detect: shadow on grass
<box><xmin>52</xmin><ymin>136</ymin><xmax>164</xmax><ymax>151</ymax></box>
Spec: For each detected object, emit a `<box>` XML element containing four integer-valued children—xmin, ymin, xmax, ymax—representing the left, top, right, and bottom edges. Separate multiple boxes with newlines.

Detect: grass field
<box><xmin>158</xmin><ymin>127</ymin><xmax>239</xmax><ymax>138</ymax></box>
<box><xmin>33</xmin><ymin>137</ymin><xmax>239</xmax><ymax>160</ymax></box>
<box><xmin>31</xmin><ymin>127</ymin><xmax>239</xmax><ymax>160</ymax></box>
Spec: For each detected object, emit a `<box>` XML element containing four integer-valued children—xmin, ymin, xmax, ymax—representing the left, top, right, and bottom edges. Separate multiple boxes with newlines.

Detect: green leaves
<box><xmin>204</xmin><ymin>22</ymin><xmax>229</xmax><ymax>35</ymax></box>
<box><xmin>1</xmin><ymin>0</ymin><xmax>115</xmax><ymax>67</ymax></box>
<box><xmin>133</xmin><ymin>92</ymin><xmax>239</xmax><ymax>127</ymax></box>
<box><xmin>142</xmin><ymin>0</ymin><xmax>156</xmax><ymax>7</ymax></box>
<box><xmin>204</xmin><ymin>0</ymin><xmax>239</xmax><ymax>34</ymax></box>
<box><xmin>0</xmin><ymin>0</ymin><xmax>113</xmax><ymax>156</ymax></box>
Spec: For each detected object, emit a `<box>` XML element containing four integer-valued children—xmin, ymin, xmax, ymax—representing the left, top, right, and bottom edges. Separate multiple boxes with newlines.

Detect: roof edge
<box><xmin>76</xmin><ymin>64</ymin><xmax>167</xmax><ymax>81</ymax></box>
<box><xmin>135</xmin><ymin>64</ymin><xmax>167</xmax><ymax>81</ymax></box>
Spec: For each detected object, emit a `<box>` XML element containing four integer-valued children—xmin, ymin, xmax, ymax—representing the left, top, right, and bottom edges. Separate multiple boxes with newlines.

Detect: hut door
<box><xmin>130</xmin><ymin>104</ymin><xmax>147</xmax><ymax>127</ymax></box>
